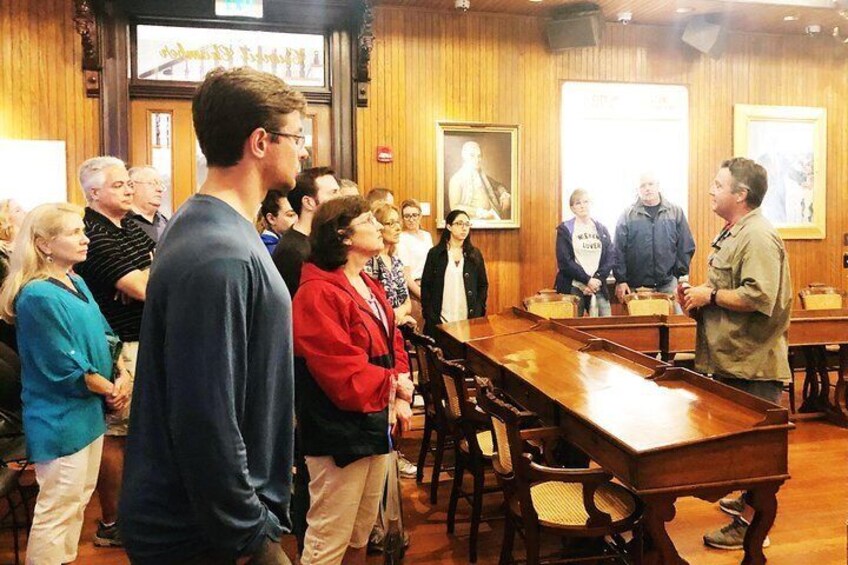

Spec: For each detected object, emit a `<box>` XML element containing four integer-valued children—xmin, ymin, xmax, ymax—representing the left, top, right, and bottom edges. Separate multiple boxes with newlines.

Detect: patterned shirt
<box><xmin>75</xmin><ymin>208</ymin><xmax>155</xmax><ymax>342</ymax></box>
<box><xmin>365</xmin><ymin>254</ymin><xmax>409</xmax><ymax>309</ymax></box>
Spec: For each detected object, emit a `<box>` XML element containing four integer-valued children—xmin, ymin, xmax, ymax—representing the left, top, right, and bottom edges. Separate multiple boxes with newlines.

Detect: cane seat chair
<box><xmin>523</xmin><ymin>290</ymin><xmax>579</xmax><ymax>319</ymax></box>
<box><xmin>403</xmin><ymin>329</ymin><xmax>440</xmax><ymax>484</ymax></box>
<box><xmin>406</xmin><ymin>331</ymin><xmax>457</xmax><ymax>503</ymax></box>
<box><xmin>623</xmin><ymin>288</ymin><xmax>674</xmax><ymax>316</ymax></box>
<box><xmin>477</xmin><ymin>385</ymin><xmax>643</xmax><ymax>565</ymax></box>
<box><xmin>434</xmin><ymin>354</ymin><xmax>501</xmax><ymax>563</ymax></box>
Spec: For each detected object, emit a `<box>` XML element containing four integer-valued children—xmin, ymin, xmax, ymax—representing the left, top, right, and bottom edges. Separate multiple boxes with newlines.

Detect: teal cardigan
<box><xmin>16</xmin><ymin>276</ymin><xmax>113</xmax><ymax>463</ymax></box>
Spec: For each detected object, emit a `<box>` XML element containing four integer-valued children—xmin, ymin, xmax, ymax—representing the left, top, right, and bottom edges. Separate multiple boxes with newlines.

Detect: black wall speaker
<box><xmin>682</xmin><ymin>15</ymin><xmax>727</xmax><ymax>58</ymax></box>
<box><xmin>546</xmin><ymin>6</ymin><xmax>605</xmax><ymax>51</ymax></box>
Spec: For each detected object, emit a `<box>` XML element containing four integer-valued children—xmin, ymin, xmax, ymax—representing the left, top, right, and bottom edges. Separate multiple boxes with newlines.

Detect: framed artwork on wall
<box><xmin>436</xmin><ymin>122</ymin><xmax>520</xmax><ymax>229</ymax></box>
<box><xmin>734</xmin><ymin>104</ymin><xmax>827</xmax><ymax>240</ymax></box>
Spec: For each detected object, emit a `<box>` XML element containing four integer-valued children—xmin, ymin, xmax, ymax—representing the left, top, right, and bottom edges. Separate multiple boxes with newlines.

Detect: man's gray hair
<box><xmin>128</xmin><ymin>164</ymin><xmax>160</xmax><ymax>179</ymax></box>
<box><xmin>78</xmin><ymin>156</ymin><xmax>126</xmax><ymax>202</ymax></box>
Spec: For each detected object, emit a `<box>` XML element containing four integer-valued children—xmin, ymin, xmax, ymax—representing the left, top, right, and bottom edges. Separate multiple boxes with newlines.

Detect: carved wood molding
<box><xmin>73</xmin><ymin>0</ymin><xmax>101</xmax><ymax>71</ymax></box>
<box><xmin>356</xmin><ymin>0</ymin><xmax>373</xmax><ymax>83</ymax></box>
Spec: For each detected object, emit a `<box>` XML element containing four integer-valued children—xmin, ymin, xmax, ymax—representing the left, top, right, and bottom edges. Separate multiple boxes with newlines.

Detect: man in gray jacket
<box><xmin>613</xmin><ymin>172</ymin><xmax>696</xmax><ymax>309</ymax></box>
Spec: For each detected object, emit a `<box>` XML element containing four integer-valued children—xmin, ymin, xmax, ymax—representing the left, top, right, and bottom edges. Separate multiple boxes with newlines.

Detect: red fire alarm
<box><xmin>376</xmin><ymin>146</ymin><xmax>393</xmax><ymax>163</ymax></box>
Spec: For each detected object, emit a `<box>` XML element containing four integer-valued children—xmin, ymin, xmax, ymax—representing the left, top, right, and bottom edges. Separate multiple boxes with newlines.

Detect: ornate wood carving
<box><xmin>355</xmin><ymin>0</ymin><xmax>374</xmax><ymax>91</ymax></box>
<box><xmin>73</xmin><ymin>0</ymin><xmax>101</xmax><ymax>72</ymax></box>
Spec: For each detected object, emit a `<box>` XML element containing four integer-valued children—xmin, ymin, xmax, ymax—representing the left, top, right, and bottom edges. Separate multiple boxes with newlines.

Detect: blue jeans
<box><xmin>569</xmin><ymin>286</ymin><xmax>611</xmax><ymax>317</ymax></box>
<box><xmin>715</xmin><ymin>376</ymin><xmax>784</xmax><ymax>405</ymax></box>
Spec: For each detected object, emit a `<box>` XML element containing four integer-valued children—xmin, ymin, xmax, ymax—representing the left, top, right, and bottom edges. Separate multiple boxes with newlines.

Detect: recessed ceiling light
<box><xmin>783</xmin><ymin>15</ymin><xmax>799</xmax><ymax>21</ymax></box>
<box><xmin>676</xmin><ymin>7</ymin><xmax>694</xmax><ymax>13</ymax></box>
<box><xmin>529</xmin><ymin>0</ymin><xmax>543</xmax><ymax>3</ymax></box>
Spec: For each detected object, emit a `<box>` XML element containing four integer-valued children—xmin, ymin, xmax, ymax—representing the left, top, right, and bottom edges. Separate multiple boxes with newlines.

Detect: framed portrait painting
<box><xmin>436</xmin><ymin>122</ymin><xmax>520</xmax><ymax>229</ymax></box>
<box><xmin>733</xmin><ymin>104</ymin><xmax>827</xmax><ymax>239</ymax></box>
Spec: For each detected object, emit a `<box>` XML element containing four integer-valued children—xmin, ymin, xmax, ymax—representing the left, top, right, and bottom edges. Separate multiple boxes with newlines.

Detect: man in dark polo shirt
<box><xmin>120</xmin><ymin>67</ymin><xmax>307</xmax><ymax>564</ymax></box>
<box><xmin>75</xmin><ymin>155</ymin><xmax>155</xmax><ymax>548</ymax></box>
<box><xmin>271</xmin><ymin>167</ymin><xmax>340</xmax><ymax>296</ymax></box>
<box><xmin>127</xmin><ymin>165</ymin><xmax>170</xmax><ymax>244</ymax></box>
<box><xmin>683</xmin><ymin>157</ymin><xmax>791</xmax><ymax>552</ymax></box>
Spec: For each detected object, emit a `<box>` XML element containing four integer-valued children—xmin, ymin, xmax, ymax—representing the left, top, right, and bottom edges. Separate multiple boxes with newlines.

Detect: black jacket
<box><xmin>420</xmin><ymin>244</ymin><xmax>488</xmax><ymax>338</ymax></box>
<box><xmin>553</xmin><ymin>218</ymin><xmax>615</xmax><ymax>297</ymax></box>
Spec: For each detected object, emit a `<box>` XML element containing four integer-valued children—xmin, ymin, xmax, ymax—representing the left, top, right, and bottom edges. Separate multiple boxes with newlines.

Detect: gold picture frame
<box><xmin>733</xmin><ymin>104</ymin><xmax>827</xmax><ymax>240</ymax></box>
<box><xmin>436</xmin><ymin>122</ymin><xmax>520</xmax><ymax>229</ymax></box>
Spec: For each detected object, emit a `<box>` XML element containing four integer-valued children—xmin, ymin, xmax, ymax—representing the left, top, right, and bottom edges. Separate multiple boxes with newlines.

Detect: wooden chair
<box><xmin>0</xmin><ymin>343</ymin><xmax>25</xmax><ymax>565</ymax></box>
<box><xmin>401</xmin><ymin>327</ymin><xmax>436</xmax><ymax>484</ymax></box>
<box><xmin>423</xmin><ymin>344</ymin><xmax>457</xmax><ymax>504</ymax></box>
<box><xmin>477</xmin><ymin>385</ymin><xmax>643</xmax><ymax>565</ymax></box>
<box><xmin>623</xmin><ymin>288</ymin><xmax>674</xmax><ymax>316</ymax></box>
<box><xmin>795</xmin><ymin>284</ymin><xmax>845</xmax><ymax>413</ymax></box>
<box><xmin>435</xmin><ymin>354</ymin><xmax>500</xmax><ymax>563</ymax></box>
<box><xmin>523</xmin><ymin>290</ymin><xmax>579</xmax><ymax>319</ymax></box>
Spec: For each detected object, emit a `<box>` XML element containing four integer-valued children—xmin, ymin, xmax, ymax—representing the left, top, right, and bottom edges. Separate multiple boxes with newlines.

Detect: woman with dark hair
<box><xmin>420</xmin><ymin>209</ymin><xmax>488</xmax><ymax>338</ymax></box>
<box><xmin>292</xmin><ymin>195</ymin><xmax>414</xmax><ymax>565</ymax></box>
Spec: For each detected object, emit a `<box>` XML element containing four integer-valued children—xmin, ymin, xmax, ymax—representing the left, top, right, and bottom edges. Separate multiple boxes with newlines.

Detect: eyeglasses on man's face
<box><xmin>266</xmin><ymin>129</ymin><xmax>307</xmax><ymax>150</ymax></box>
<box><xmin>402</xmin><ymin>212</ymin><xmax>421</xmax><ymax>220</ymax></box>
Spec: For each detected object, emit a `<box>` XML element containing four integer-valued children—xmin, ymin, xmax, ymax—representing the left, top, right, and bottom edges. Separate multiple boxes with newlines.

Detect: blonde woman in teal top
<box><xmin>0</xmin><ymin>203</ymin><xmax>131</xmax><ymax>565</ymax></box>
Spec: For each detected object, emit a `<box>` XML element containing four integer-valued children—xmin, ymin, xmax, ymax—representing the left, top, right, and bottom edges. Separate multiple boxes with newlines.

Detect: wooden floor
<box><xmin>2</xmin><ymin>417</ymin><xmax>846</xmax><ymax>564</ymax></box>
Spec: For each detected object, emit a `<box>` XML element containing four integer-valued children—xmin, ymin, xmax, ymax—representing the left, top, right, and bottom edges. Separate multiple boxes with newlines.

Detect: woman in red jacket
<box><xmin>293</xmin><ymin>196</ymin><xmax>413</xmax><ymax>565</ymax></box>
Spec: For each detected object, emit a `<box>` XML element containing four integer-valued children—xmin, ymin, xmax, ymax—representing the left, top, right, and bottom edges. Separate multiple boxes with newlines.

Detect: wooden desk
<box><xmin>464</xmin><ymin>323</ymin><xmax>790</xmax><ymax>565</ymax></box>
<box><xmin>559</xmin><ymin>311</ymin><xmax>848</xmax><ymax>426</ymax></box>
<box><xmin>437</xmin><ymin>308</ymin><xmax>542</xmax><ymax>360</ymax></box>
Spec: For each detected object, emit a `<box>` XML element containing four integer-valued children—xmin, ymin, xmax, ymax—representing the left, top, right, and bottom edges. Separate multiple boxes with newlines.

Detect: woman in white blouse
<box><xmin>420</xmin><ymin>210</ymin><xmax>488</xmax><ymax>338</ymax></box>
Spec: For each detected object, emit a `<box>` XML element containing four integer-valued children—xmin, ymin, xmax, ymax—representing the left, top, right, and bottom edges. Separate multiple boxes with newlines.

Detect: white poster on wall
<box><xmin>0</xmin><ymin>140</ymin><xmax>67</xmax><ymax>210</ymax></box>
<box><xmin>561</xmin><ymin>82</ymin><xmax>689</xmax><ymax>232</ymax></box>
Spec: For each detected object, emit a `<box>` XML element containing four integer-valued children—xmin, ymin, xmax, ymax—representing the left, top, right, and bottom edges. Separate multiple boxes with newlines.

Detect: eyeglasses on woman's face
<box><xmin>450</xmin><ymin>220</ymin><xmax>472</xmax><ymax>228</ymax></box>
<box><xmin>402</xmin><ymin>212</ymin><xmax>420</xmax><ymax>220</ymax></box>
<box><xmin>349</xmin><ymin>212</ymin><xmax>382</xmax><ymax>229</ymax></box>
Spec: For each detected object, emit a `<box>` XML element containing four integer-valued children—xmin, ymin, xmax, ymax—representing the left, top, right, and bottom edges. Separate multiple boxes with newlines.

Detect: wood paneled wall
<box><xmin>0</xmin><ymin>0</ymin><xmax>100</xmax><ymax>205</ymax></box>
<box><xmin>357</xmin><ymin>6</ymin><xmax>848</xmax><ymax>312</ymax></box>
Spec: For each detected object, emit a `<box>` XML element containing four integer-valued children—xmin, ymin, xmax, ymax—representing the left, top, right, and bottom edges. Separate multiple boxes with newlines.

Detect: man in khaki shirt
<box><xmin>682</xmin><ymin>157</ymin><xmax>792</xmax><ymax>552</ymax></box>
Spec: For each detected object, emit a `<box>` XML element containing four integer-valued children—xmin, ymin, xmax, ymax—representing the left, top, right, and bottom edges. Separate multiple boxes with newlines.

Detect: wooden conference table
<box><xmin>558</xmin><ymin>309</ymin><xmax>848</xmax><ymax>426</ymax></box>
<box><xmin>441</xmin><ymin>307</ymin><xmax>848</xmax><ymax>426</ymax></box>
<box><xmin>438</xmin><ymin>312</ymin><xmax>793</xmax><ymax>565</ymax></box>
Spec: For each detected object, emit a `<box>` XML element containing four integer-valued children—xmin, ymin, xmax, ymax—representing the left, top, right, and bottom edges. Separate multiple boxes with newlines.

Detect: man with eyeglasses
<box><xmin>681</xmin><ymin>157</ymin><xmax>791</xmax><ymax>552</ymax></box>
<box><xmin>121</xmin><ymin>67</ymin><xmax>308</xmax><ymax>565</ymax></box>
<box><xmin>128</xmin><ymin>165</ymin><xmax>170</xmax><ymax>244</ymax></box>
<box><xmin>75</xmin><ymin>155</ymin><xmax>156</xmax><ymax>548</ymax></box>
<box><xmin>272</xmin><ymin>166</ymin><xmax>341</xmax><ymax>297</ymax></box>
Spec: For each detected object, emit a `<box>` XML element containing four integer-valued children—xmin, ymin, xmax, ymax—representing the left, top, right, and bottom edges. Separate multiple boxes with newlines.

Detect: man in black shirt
<box><xmin>271</xmin><ymin>167</ymin><xmax>340</xmax><ymax>296</ymax></box>
<box><xmin>75</xmin><ymin>155</ymin><xmax>155</xmax><ymax>547</ymax></box>
<box><xmin>121</xmin><ymin>67</ymin><xmax>307</xmax><ymax>564</ymax></box>
<box><xmin>127</xmin><ymin>165</ymin><xmax>170</xmax><ymax>244</ymax></box>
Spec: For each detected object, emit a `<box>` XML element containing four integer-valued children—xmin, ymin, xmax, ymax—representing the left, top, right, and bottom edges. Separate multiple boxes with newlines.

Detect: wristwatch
<box><xmin>710</xmin><ymin>288</ymin><xmax>718</xmax><ymax>306</ymax></box>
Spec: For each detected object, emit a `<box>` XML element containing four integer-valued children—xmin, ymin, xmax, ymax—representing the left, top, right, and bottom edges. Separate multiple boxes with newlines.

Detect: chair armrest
<box><xmin>525</xmin><ymin>456</ymin><xmax>613</xmax><ymax>485</ymax></box>
<box><xmin>519</xmin><ymin>426</ymin><xmax>560</xmax><ymax>442</ymax></box>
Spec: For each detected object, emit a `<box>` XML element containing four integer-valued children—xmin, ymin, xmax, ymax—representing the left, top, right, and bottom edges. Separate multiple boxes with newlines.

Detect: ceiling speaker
<box><xmin>682</xmin><ymin>16</ymin><xmax>727</xmax><ymax>58</ymax></box>
<box><xmin>545</xmin><ymin>7</ymin><xmax>605</xmax><ymax>50</ymax></box>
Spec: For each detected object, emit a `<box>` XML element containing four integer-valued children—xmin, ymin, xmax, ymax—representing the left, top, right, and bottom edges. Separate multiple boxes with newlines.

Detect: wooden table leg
<box><xmin>637</xmin><ymin>496</ymin><xmax>688</xmax><ymax>565</ymax></box>
<box><xmin>742</xmin><ymin>483</ymin><xmax>781</xmax><ymax>565</ymax></box>
<box><xmin>799</xmin><ymin>345</ymin><xmax>830</xmax><ymax>413</ymax></box>
<box><xmin>827</xmin><ymin>345</ymin><xmax>848</xmax><ymax>425</ymax></box>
